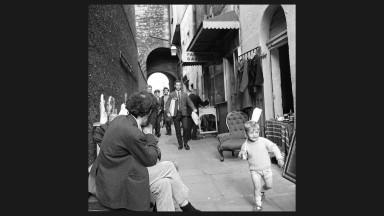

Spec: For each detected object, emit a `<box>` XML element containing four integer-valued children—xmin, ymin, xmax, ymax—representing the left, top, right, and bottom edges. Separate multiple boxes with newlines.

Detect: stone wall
<box><xmin>88</xmin><ymin>4</ymin><xmax>143</xmax><ymax>166</ymax></box>
<box><xmin>195</xmin><ymin>5</ymin><xmax>207</xmax><ymax>29</ymax></box>
<box><xmin>135</xmin><ymin>5</ymin><xmax>171</xmax><ymax>75</ymax></box>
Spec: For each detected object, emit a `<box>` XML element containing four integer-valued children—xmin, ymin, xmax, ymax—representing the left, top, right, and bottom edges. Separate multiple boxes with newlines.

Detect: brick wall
<box><xmin>195</xmin><ymin>5</ymin><xmax>206</xmax><ymax>29</ymax></box>
<box><xmin>88</xmin><ymin>4</ymin><xmax>144</xmax><ymax>166</ymax></box>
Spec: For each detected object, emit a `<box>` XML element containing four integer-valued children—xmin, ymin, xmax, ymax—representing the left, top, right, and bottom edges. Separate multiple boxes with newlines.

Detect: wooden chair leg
<box><xmin>218</xmin><ymin>146</ymin><xmax>224</xmax><ymax>162</ymax></box>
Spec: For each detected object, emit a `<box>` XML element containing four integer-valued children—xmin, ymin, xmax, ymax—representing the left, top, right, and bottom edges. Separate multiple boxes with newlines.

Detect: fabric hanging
<box><xmin>235</xmin><ymin>59</ymin><xmax>244</xmax><ymax>95</ymax></box>
<box><xmin>248</xmin><ymin>56</ymin><xmax>264</xmax><ymax>96</ymax></box>
<box><xmin>239</xmin><ymin>59</ymin><xmax>249</xmax><ymax>93</ymax></box>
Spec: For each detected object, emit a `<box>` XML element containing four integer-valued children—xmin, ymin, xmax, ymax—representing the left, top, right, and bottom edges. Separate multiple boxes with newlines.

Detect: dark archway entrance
<box><xmin>146</xmin><ymin>47</ymin><xmax>179</xmax><ymax>92</ymax></box>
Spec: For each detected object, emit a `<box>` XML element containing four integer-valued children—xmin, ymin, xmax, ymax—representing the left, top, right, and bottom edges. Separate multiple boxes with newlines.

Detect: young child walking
<box><xmin>238</xmin><ymin>120</ymin><xmax>285</xmax><ymax>211</ymax></box>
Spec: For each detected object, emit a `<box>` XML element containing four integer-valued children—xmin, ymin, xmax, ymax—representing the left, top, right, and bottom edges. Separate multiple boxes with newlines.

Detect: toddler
<box><xmin>238</xmin><ymin>121</ymin><xmax>284</xmax><ymax>211</ymax></box>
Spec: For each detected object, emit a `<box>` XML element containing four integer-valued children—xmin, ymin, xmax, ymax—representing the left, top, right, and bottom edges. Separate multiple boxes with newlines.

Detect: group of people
<box><xmin>146</xmin><ymin>80</ymin><xmax>209</xmax><ymax>150</ymax></box>
<box><xmin>88</xmin><ymin>80</ymin><xmax>285</xmax><ymax>212</ymax></box>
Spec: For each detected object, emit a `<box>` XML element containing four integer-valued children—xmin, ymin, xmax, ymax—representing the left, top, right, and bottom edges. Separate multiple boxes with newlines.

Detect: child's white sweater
<box><xmin>241</xmin><ymin>137</ymin><xmax>283</xmax><ymax>171</ymax></box>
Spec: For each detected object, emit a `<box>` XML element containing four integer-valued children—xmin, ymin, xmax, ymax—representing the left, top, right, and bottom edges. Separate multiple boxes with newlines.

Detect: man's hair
<box><xmin>244</xmin><ymin>120</ymin><xmax>260</xmax><ymax>133</ymax></box>
<box><xmin>126</xmin><ymin>91</ymin><xmax>157</xmax><ymax>118</ymax></box>
<box><xmin>163</xmin><ymin>87</ymin><xmax>169</xmax><ymax>91</ymax></box>
<box><xmin>154</xmin><ymin>89</ymin><xmax>160</xmax><ymax>93</ymax></box>
<box><xmin>175</xmin><ymin>80</ymin><xmax>182</xmax><ymax>85</ymax></box>
<box><xmin>146</xmin><ymin>85</ymin><xmax>152</xmax><ymax>89</ymax></box>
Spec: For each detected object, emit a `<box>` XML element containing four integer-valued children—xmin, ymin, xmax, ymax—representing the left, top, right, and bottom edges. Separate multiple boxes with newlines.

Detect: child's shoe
<box><xmin>253</xmin><ymin>204</ymin><xmax>263</xmax><ymax>212</ymax></box>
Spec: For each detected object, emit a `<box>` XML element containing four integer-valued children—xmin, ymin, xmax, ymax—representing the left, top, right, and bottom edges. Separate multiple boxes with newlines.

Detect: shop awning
<box><xmin>187</xmin><ymin>11</ymin><xmax>240</xmax><ymax>52</ymax></box>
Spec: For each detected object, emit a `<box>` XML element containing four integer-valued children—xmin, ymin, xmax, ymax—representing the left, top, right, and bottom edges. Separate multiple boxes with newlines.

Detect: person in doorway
<box><xmin>153</xmin><ymin>89</ymin><xmax>162</xmax><ymax>137</ymax></box>
<box><xmin>187</xmin><ymin>89</ymin><xmax>209</xmax><ymax>140</ymax></box>
<box><xmin>159</xmin><ymin>87</ymin><xmax>172</xmax><ymax>135</ymax></box>
<box><xmin>165</xmin><ymin>80</ymin><xmax>197</xmax><ymax>150</ymax></box>
<box><xmin>238</xmin><ymin>121</ymin><xmax>284</xmax><ymax>212</ymax></box>
<box><xmin>89</xmin><ymin>90</ymin><xmax>200</xmax><ymax>212</ymax></box>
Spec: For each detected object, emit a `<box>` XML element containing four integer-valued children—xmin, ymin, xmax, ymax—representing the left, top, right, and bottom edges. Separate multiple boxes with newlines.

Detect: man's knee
<box><xmin>162</xmin><ymin>161</ymin><xmax>176</xmax><ymax>170</ymax></box>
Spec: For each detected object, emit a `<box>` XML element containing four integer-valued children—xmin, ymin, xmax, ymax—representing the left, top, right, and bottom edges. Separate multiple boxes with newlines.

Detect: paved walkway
<box><xmin>157</xmin><ymin>127</ymin><xmax>296</xmax><ymax>211</ymax></box>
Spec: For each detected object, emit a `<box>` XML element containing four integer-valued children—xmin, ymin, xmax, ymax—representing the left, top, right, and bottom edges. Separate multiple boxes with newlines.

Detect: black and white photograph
<box><xmin>88</xmin><ymin>4</ymin><xmax>296</xmax><ymax>212</ymax></box>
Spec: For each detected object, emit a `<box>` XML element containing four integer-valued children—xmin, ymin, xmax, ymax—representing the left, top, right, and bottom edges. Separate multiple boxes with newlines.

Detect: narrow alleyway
<box><xmin>157</xmin><ymin>127</ymin><xmax>296</xmax><ymax>211</ymax></box>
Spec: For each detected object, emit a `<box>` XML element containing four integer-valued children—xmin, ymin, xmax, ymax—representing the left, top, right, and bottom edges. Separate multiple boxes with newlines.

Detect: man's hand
<box><xmin>167</xmin><ymin>113</ymin><xmax>171</xmax><ymax>117</ymax></box>
<box><xmin>192</xmin><ymin>109</ymin><xmax>197</xmax><ymax>113</ymax></box>
<box><xmin>277</xmin><ymin>158</ymin><xmax>285</xmax><ymax>168</ymax></box>
<box><xmin>142</xmin><ymin>124</ymin><xmax>153</xmax><ymax>134</ymax></box>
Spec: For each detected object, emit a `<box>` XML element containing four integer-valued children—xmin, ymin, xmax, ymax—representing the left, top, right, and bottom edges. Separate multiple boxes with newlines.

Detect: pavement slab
<box><xmin>156</xmin><ymin>127</ymin><xmax>295</xmax><ymax>211</ymax></box>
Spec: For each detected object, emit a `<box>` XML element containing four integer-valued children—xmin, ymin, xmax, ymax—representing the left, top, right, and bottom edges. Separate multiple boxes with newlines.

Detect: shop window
<box><xmin>209</xmin><ymin>65</ymin><xmax>215</xmax><ymax>103</ymax></box>
<box><xmin>214</xmin><ymin>62</ymin><xmax>225</xmax><ymax>104</ymax></box>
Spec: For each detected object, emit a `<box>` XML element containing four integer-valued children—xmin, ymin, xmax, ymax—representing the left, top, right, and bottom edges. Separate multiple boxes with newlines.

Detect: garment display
<box><xmin>248</xmin><ymin>56</ymin><xmax>264</xmax><ymax>96</ymax></box>
<box><xmin>239</xmin><ymin>59</ymin><xmax>249</xmax><ymax>93</ymax></box>
<box><xmin>235</xmin><ymin>59</ymin><xmax>244</xmax><ymax>95</ymax></box>
<box><xmin>265</xmin><ymin>120</ymin><xmax>294</xmax><ymax>159</ymax></box>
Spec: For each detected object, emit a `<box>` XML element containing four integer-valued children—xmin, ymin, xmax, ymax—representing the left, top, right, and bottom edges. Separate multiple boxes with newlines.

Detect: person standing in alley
<box><xmin>160</xmin><ymin>87</ymin><xmax>172</xmax><ymax>135</ymax></box>
<box><xmin>147</xmin><ymin>85</ymin><xmax>158</xmax><ymax>135</ymax></box>
<box><xmin>165</xmin><ymin>80</ymin><xmax>197</xmax><ymax>150</ymax></box>
<box><xmin>187</xmin><ymin>89</ymin><xmax>209</xmax><ymax>140</ymax></box>
<box><xmin>153</xmin><ymin>89</ymin><xmax>162</xmax><ymax>137</ymax></box>
<box><xmin>238</xmin><ymin>121</ymin><xmax>284</xmax><ymax>212</ymax></box>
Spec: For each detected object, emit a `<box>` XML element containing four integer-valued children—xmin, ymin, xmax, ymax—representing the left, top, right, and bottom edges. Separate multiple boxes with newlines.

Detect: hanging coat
<box><xmin>239</xmin><ymin>59</ymin><xmax>249</xmax><ymax>93</ymax></box>
<box><xmin>235</xmin><ymin>59</ymin><xmax>244</xmax><ymax>95</ymax></box>
<box><xmin>248</xmin><ymin>56</ymin><xmax>264</xmax><ymax>96</ymax></box>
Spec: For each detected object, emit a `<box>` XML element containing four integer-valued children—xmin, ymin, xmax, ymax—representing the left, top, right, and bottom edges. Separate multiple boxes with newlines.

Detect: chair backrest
<box><xmin>226</xmin><ymin>110</ymin><xmax>249</xmax><ymax>133</ymax></box>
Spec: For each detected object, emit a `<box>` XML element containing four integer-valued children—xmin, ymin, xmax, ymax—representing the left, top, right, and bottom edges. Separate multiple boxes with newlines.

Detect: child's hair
<box><xmin>244</xmin><ymin>120</ymin><xmax>260</xmax><ymax>133</ymax></box>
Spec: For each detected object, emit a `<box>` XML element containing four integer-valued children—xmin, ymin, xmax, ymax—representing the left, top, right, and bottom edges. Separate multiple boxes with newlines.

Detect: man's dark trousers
<box><xmin>173</xmin><ymin>110</ymin><xmax>190</xmax><ymax>147</ymax></box>
<box><xmin>155</xmin><ymin>113</ymin><xmax>162</xmax><ymax>135</ymax></box>
<box><xmin>164</xmin><ymin>117</ymin><xmax>172</xmax><ymax>134</ymax></box>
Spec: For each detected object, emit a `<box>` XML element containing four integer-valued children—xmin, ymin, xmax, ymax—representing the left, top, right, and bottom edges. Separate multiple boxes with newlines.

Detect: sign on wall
<box><xmin>182</xmin><ymin>52</ymin><xmax>219</xmax><ymax>63</ymax></box>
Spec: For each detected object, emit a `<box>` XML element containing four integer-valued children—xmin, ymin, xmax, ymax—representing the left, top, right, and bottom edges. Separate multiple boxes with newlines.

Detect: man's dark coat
<box><xmin>89</xmin><ymin>115</ymin><xmax>160</xmax><ymax>211</ymax></box>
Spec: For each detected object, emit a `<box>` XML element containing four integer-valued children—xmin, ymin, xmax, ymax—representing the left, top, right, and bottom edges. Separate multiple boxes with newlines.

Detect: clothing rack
<box><xmin>238</xmin><ymin>46</ymin><xmax>267</xmax><ymax>61</ymax></box>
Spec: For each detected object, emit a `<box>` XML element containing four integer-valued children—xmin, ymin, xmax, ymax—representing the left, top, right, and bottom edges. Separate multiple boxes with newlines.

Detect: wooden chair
<box><xmin>217</xmin><ymin>110</ymin><xmax>249</xmax><ymax>162</ymax></box>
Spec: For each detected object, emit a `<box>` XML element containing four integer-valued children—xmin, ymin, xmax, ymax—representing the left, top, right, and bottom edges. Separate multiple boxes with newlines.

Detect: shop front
<box><xmin>186</xmin><ymin>10</ymin><xmax>240</xmax><ymax>134</ymax></box>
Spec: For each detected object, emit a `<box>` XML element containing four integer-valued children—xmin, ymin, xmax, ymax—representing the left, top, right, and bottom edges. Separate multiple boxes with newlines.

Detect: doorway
<box><xmin>278</xmin><ymin>43</ymin><xmax>294</xmax><ymax>114</ymax></box>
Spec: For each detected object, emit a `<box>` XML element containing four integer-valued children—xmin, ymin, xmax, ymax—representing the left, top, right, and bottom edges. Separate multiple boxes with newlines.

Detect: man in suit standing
<box><xmin>165</xmin><ymin>80</ymin><xmax>197</xmax><ymax>150</ymax></box>
<box><xmin>159</xmin><ymin>87</ymin><xmax>172</xmax><ymax>135</ymax></box>
<box><xmin>89</xmin><ymin>91</ymin><xmax>200</xmax><ymax>211</ymax></box>
<box><xmin>187</xmin><ymin>89</ymin><xmax>209</xmax><ymax>140</ymax></box>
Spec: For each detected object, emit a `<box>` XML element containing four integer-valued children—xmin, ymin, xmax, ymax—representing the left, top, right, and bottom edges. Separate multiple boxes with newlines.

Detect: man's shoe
<box><xmin>184</xmin><ymin>144</ymin><xmax>190</xmax><ymax>150</ymax></box>
<box><xmin>261</xmin><ymin>192</ymin><xmax>265</xmax><ymax>201</ymax></box>
<box><xmin>253</xmin><ymin>205</ymin><xmax>263</xmax><ymax>212</ymax></box>
<box><xmin>178</xmin><ymin>145</ymin><xmax>183</xmax><ymax>150</ymax></box>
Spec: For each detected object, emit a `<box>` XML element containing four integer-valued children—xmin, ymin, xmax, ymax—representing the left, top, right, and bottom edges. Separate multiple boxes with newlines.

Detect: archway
<box><xmin>260</xmin><ymin>5</ymin><xmax>295</xmax><ymax>120</ymax></box>
<box><xmin>146</xmin><ymin>47</ymin><xmax>180</xmax><ymax>92</ymax></box>
<box><xmin>147</xmin><ymin>72</ymin><xmax>170</xmax><ymax>96</ymax></box>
